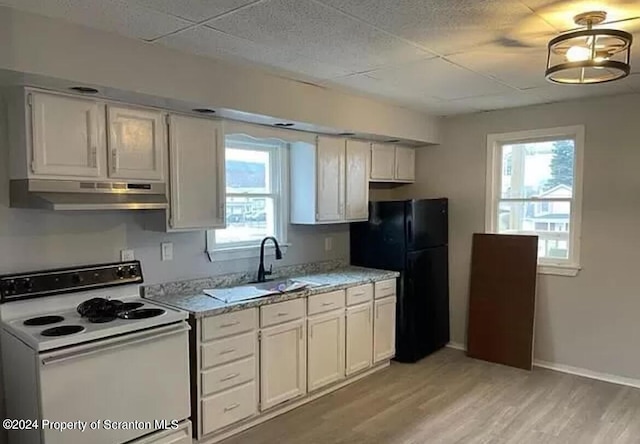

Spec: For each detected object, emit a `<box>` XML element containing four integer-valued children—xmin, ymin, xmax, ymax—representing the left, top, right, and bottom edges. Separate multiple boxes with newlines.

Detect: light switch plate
<box><xmin>120</xmin><ymin>249</ymin><xmax>135</xmax><ymax>261</ymax></box>
<box><xmin>161</xmin><ymin>242</ymin><xmax>173</xmax><ymax>261</ymax></box>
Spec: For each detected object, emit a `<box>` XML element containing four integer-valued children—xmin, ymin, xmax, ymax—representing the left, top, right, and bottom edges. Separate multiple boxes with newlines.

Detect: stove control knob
<box><xmin>116</xmin><ymin>267</ymin><xmax>125</xmax><ymax>279</ymax></box>
<box><xmin>23</xmin><ymin>279</ymin><xmax>33</xmax><ymax>291</ymax></box>
<box><xmin>128</xmin><ymin>266</ymin><xmax>138</xmax><ymax>278</ymax></box>
<box><xmin>4</xmin><ymin>280</ymin><xmax>16</xmax><ymax>294</ymax></box>
<box><xmin>71</xmin><ymin>274</ymin><xmax>83</xmax><ymax>284</ymax></box>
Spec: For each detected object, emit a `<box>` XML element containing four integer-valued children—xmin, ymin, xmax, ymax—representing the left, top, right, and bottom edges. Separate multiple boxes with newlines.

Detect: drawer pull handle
<box><xmin>352</xmin><ymin>292</ymin><xmax>365</xmax><ymax>296</ymax></box>
<box><xmin>224</xmin><ymin>403</ymin><xmax>240</xmax><ymax>412</ymax></box>
<box><xmin>321</xmin><ymin>302</ymin><xmax>334</xmax><ymax>306</ymax></box>
<box><xmin>277</xmin><ymin>312</ymin><xmax>288</xmax><ymax>317</ymax></box>
<box><xmin>220</xmin><ymin>321</ymin><xmax>240</xmax><ymax>328</ymax></box>
<box><xmin>220</xmin><ymin>348</ymin><xmax>236</xmax><ymax>355</ymax></box>
<box><xmin>220</xmin><ymin>373</ymin><xmax>240</xmax><ymax>382</ymax></box>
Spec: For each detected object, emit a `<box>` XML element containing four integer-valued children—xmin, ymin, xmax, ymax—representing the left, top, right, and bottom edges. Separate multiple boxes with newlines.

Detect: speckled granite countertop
<box><xmin>143</xmin><ymin>265</ymin><xmax>399</xmax><ymax>318</ymax></box>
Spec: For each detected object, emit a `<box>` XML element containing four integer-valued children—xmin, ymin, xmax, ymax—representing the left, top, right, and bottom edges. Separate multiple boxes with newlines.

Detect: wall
<box><xmin>0</xmin><ymin>7</ymin><xmax>440</xmax><ymax>145</ymax></box>
<box><xmin>396</xmin><ymin>92</ymin><xmax>640</xmax><ymax>381</ymax></box>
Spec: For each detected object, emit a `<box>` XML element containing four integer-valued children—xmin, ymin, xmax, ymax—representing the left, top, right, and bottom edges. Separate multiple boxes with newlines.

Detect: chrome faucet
<box><xmin>257</xmin><ymin>236</ymin><xmax>283</xmax><ymax>283</ymax></box>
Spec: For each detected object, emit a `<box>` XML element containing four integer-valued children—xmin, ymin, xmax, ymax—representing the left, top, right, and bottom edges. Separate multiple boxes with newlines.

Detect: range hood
<box><xmin>10</xmin><ymin>180</ymin><xmax>168</xmax><ymax>211</ymax></box>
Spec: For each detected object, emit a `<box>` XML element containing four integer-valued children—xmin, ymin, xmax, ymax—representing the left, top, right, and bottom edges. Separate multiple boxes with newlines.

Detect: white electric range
<box><xmin>0</xmin><ymin>261</ymin><xmax>192</xmax><ymax>444</ymax></box>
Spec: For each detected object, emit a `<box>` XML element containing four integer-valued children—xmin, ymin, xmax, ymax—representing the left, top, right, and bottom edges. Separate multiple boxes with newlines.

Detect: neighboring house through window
<box><xmin>485</xmin><ymin>125</ymin><xmax>584</xmax><ymax>276</ymax></box>
<box><xmin>207</xmin><ymin>130</ymin><xmax>289</xmax><ymax>259</ymax></box>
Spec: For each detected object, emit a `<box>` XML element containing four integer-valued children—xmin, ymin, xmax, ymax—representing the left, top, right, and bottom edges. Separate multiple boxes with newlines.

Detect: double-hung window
<box><xmin>486</xmin><ymin>125</ymin><xmax>584</xmax><ymax>276</ymax></box>
<box><xmin>207</xmin><ymin>132</ymin><xmax>288</xmax><ymax>258</ymax></box>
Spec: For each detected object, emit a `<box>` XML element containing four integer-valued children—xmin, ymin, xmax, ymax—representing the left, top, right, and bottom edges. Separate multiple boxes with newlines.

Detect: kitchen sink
<box><xmin>204</xmin><ymin>279</ymin><xmax>326</xmax><ymax>304</ymax></box>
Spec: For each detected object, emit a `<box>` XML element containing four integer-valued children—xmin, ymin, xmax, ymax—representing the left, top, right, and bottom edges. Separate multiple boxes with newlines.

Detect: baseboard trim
<box><xmin>446</xmin><ymin>343</ymin><xmax>640</xmax><ymax>389</ymax></box>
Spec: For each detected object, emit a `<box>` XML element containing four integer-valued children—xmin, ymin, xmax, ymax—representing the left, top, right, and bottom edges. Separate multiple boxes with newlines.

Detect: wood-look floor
<box><xmin>222</xmin><ymin>348</ymin><xmax>640</xmax><ymax>444</ymax></box>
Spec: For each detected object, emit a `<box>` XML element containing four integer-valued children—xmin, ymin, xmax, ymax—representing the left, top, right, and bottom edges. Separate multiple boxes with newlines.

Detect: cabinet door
<box><xmin>29</xmin><ymin>92</ymin><xmax>104</xmax><ymax>179</ymax></box>
<box><xmin>260</xmin><ymin>320</ymin><xmax>306</xmax><ymax>410</ymax></box>
<box><xmin>168</xmin><ymin>115</ymin><xmax>224</xmax><ymax>230</ymax></box>
<box><xmin>370</xmin><ymin>144</ymin><xmax>395</xmax><ymax>181</ymax></box>
<box><xmin>107</xmin><ymin>105</ymin><xmax>165</xmax><ymax>181</ymax></box>
<box><xmin>345</xmin><ymin>140</ymin><xmax>370</xmax><ymax>221</ymax></box>
<box><xmin>345</xmin><ymin>303</ymin><xmax>373</xmax><ymax>376</ymax></box>
<box><xmin>307</xmin><ymin>310</ymin><xmax>345</xmax><ymax>392</ymax></box>
<box><xmin>373</xmin><ymin>296</ymin><xmax>397</xmax><ymax>363</ymax></box>
<box><xmin>315</xmin><ymin>136</ymin><xmax>345</xmax><ymax>222</ymax></box>
<box><xmin>395</xmin><ymin>147</ymin><xmax>416</xmax><ymax>182</ymax></box>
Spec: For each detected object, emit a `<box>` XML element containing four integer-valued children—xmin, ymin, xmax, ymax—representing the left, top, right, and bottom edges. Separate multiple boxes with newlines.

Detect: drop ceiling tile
<box><xmin>447</xmin><ymin>90</ymin><xmax>548</xmax><ymax>111</ymax></box>
<box><xmin>447</xmin><ymin>47</ymin><xmax>551</xmax><ymax>89</ymax></box>
<box><xmin>159</xmin><ymin>26</ymin><xmax>352</xmax><ymax>80</ymax></box>
<box><xmin>316</xmin><ymin>0</ymin><xmax>549</xmax><ymax>54</ymax></box>
<box><xmin>366</xmin><ymin>57</ymin><xmax>516</xmax><ymax>100</ymax></box>
<box><xmin>523</xmin><ymin>81</ymin><xmax>634</xmax><ymax>103</ymax></box>
<box><xmin>205</xmin><ymin>0</ymin><xmax>435</xmax><ymax>73</ymax></box>
<box><xmin>0</xmin><ymin>0</ymin><xmax>191</xmax><ymax>40</ymax></box>
<box><xmin>130</xmin><ymin>0</ymin><xmax>259</xmax><ymax>22</ymax></box>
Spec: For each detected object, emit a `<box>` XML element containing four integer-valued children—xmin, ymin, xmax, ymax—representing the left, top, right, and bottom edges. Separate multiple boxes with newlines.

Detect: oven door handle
<box><xmin>40</xmin><ymin>322</ymin><xmax>190</xmax><ymax>367</ymax></box>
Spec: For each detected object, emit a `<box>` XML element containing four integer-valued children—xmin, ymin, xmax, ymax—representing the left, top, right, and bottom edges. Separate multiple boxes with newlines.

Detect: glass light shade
<box><xmin>546</xmin><ymin>28</ymin><xmax>633</xmax><ymax>84</ymax></box>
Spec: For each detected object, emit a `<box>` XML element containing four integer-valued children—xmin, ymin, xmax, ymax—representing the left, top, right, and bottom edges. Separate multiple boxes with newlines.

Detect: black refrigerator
<box><xmin>350</xmin><ymin>198</ymin><xmax>449</xmax><ymax>363</ymax></box>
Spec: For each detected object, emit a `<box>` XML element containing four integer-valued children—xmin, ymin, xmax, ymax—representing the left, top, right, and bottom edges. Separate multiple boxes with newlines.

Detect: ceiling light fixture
<box><xmin>545</xmin><ymin>11</ymin><xmax>632</xmax><ymax>84</ymax></box>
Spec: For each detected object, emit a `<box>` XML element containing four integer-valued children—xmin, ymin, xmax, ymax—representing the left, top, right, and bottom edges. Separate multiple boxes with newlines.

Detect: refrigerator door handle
<box><xmin>407</xmin><ymin>219</ymin><xmax>413</xmax><ymax>244</ymax></box>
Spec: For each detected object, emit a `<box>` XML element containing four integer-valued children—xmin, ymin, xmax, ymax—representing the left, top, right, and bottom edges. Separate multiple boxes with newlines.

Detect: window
<box><xmin>486</xmin><ymin>125</ymin><xmax>584</xmax><ymax>276</ymax></box>
<box><xmin>207</xmin><ymin>133</ymin><xmax>288</xmax><ymax>256</ymax></box>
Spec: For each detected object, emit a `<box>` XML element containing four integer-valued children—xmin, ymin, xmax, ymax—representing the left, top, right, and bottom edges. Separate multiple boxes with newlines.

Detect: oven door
<box><xmin>38</xmin><ymin>322</ymin><xmax>190</xmax><ymax>444</ymax></box>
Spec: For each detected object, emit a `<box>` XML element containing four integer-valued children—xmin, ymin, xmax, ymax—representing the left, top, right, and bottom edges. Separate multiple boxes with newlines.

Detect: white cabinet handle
<box><xmin>220</xmin><ymin>373</ymin><xmax>240</xmax><ymax>382</ymax></box>
<box><xmin>277</xmin><ymin>312</ymin><xmax>288</xmax><ymax>317</ymax></box>
<box><xmin>220</xmin><ymin>321</ymin><xmax>240</xmax><ymax>328</ymax></box>
<box><xmin>111</xmin><ymin>149</ymin><xmax>119</xmax><ymax>172</ymax></box>
<box><xmin>321</xmin><ymin>302</ymin><xmax>334</xmax><ymax>306</ymax></box>
<box><xmin>299</xmin><ymin>326</ymin><xmax>303</xmax><ymax>340</ymax></box>
<box><xmin>91</xmin><ymin>146</ymin><xmax>98</xmax><ymax>168</ymax></box>
<box><xmin>224</xmin><ymin>403</ymin><xmax>240</xmax><ymax>412</ymax></box>
<box><xmin>219</xmin><ymin>348</ymin><xmax>236</xmax><ymax>355</ymax></box>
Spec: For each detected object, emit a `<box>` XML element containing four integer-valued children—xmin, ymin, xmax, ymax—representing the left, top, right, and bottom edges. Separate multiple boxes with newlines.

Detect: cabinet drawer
<box><xmin>201</xmin><ymin>332</ymin><xmax>256</xmax><ymax>369</ymax></box>
<box><xmin>346</xmin><ymin>284</ymin><xmax>373</xmax><ymax>306</ymax></box>
<box><xmin>308</xmin><ymin>290</ymin><xmax>345</xmax><ymax>316</ymax></box>
<box><xmin>202</xmin><ymin>356</ymin><xmax>255</xmax><ymax>396</ymax></box>
<box><xmin>202</xmin><ymin>382</ymin><xmax>257</xmax><ymax>435</ymax></box>
<box><xmin>201</xmin><ymin>309</ymin><xmax>257</xmax><ymax>341</ymax></box>
<box><xmin>260</xmin><ymin>299</ymin><xmax>305</xmax><ymax>327</ymax></box>
<box><xmin>374</xmin><ymin>279</ymin><xmax>396</xmax><ymax>299</ymax></box>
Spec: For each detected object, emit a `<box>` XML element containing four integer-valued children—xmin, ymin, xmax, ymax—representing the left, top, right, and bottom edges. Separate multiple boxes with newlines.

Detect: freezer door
<box><xmin>350</xmin><ymin>200</ymin><xmax>406</xmax><ymax>271</ymax></box>
<box><xmin>406</xmin><ymin>198</ymin><xmax>448</xmax><ymax>251</ymax></box>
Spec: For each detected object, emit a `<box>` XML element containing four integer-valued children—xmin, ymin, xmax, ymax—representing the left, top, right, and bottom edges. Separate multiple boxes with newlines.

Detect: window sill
<box><xmin>207</xmin><ymin>243</ymin><xmax>290</xmax><ymax>263</ymax></box>
<box><xmin>538</xmin><ymin>264</ymin><xmax>581</xmax><ymax>277</ymax></box>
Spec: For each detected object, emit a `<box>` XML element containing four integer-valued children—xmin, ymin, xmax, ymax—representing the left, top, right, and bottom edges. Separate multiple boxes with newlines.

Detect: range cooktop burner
<box><xmin>118</xmin><ymin>308</ymin><xmax>165</xmax><ymax>320</ymax></box>
<box><xmin>119</xmin><ymin>302</ymin><xmax>144</xmax><ymax>311</ymax></box>
<box><xmin>23</xmin><ymin>315</ymin><xmax>65</xmax><ymax>326</ymax></box>
<box><xmin>41</xmin><ymin>325</ymin><xmax>85</xmax><ymax>337</ymax></box>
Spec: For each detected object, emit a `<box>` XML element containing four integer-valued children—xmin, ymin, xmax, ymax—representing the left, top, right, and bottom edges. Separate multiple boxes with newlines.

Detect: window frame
<box><xmin>485</xmin><ymin>125</ymin><xmax>585</xmax><ymax>276</ymax></box>
<box><xmin>206</xmin><ymin>133</ymin><xmax>289</xmax><ymax>261</ymax></box>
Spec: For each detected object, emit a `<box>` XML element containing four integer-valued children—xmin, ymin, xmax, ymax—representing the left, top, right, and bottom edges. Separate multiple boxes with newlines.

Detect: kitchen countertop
<box><xmin>143</xmin><ymin>266</ymin><xmax>399</xmax><ymax>318</ymax></box>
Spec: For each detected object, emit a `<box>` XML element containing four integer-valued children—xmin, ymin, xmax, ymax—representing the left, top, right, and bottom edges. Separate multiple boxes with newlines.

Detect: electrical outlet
<box><xmin>324</xmin><ymin>237</ymin><xmax>333</xmax><ymax>252</ymax></box>
<box><xmin>161</xmin><ymin>242</ymin><xmax>173</xmax><ymax>261</ymax></box>
<box><xmin>120</xmin><ymin>249</ymin><xmax>135</xmax><ymax>262</ymax></box>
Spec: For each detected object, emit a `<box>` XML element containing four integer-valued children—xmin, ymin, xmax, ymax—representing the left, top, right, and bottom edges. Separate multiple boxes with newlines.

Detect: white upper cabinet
<box><xmin>345</xmin><ymin>140</ymin><xmax>370</xmax><ymax>221</ymax></box>
<box><xmin>316</xmin><ymin>136</ymin><xmax>346</xmax><ymax>222</ymax></box>
<box><xmin>370</xmin><ymin>143</ymin><xmax>416</xmax><ymax>183</ymax></box>
<box><xmin>395</xmin><ymin>147</ymin><xmax>416</xmax><ymax>182</ymax></box>
<box><xmin>107</xmin><ymin>105</ymin><xmax>165</xmax><ymax>181</ymax></box>
<box><xmin>29</xmin><ymin>92</ymin><xmax>105</xmax><ymax>179</ymax></box>
<box><xmin>290</xmin><ymin>136</ymin><xmax>370</xmax><ymax>224</ymax></box>
<box><xmin>370</xmin><ymin>144</ymin><xmax>395</xmax><ymax>181</ymax></box>
<box><xmin>167</xmin><ymin>115</ymin><xmax>225</xmax><ymax>231</ymax></box>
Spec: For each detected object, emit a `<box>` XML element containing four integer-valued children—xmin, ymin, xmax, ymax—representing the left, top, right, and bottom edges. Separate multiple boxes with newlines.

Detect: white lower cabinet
<box><xmin>260</xmin><ymin>319</ymin><xmax>307</xmax><ymax>410</ymax></box>
<box><xmin>374</xmin><ymin>296</ymin><xmax>397</xmax><ymax>363</ymax></box>
<box><xmin>307</xmin><ymin>309</ymin><xmax>345</xmax><ymax>392</ymax></box>
<box><xmin>202</xmin><ymin>382</ymin><xmax>257</xmax><ymax>435</ymax></box>
<box><xmin>345</xmin><ymin>303</ymin><xmax>373</xmax><ymax>376</ymax></box>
